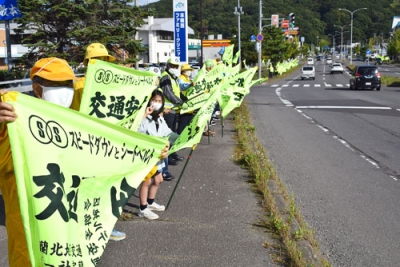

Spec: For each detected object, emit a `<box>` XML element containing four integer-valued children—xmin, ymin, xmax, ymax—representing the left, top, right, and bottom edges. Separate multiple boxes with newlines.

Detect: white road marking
<box><xmin>282</xmin><ymin>84</ymin><xmax>289</xmax><ymax>87</ymax></box>
<box><xmin>295</xmin><ymin>106</ymin><xmax>392</xmax><ymax>110</ymax></box>
<box><xmin>292</xmin><ymin>84</ymin><xmax>299</xmax><ymax>87</ymax></box>
<box><xmin>304</xmin><ymin>84</ymin><xmax>310</xmax><ymax>87</ymax></box>
<box><xmin>271</xmin><ymin>84</ymin><xmax>279</xmax><ymax>87</ymax></box>
<box><xmin>324</xmin><ymin>83</ymin><xmax>332</xmax><ymax>87</ymax></box>
<box><xmin>314</xmin><ymin>84</ymin><xmax>321</xmax><ymax>87</ymax></box>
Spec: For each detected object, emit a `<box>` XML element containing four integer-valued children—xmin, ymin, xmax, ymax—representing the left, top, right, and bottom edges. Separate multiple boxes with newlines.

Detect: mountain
<box><xmin>148</xmin><ymin>0</ymin><xmax>400</xmax><ymax>47</ymax></box>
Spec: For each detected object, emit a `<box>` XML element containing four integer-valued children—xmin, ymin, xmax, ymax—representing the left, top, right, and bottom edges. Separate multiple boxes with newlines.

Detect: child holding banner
<box><xmin>137</xmin><ymin>89</ymin><xmax>179</xmax><ymax>220</ymax></box>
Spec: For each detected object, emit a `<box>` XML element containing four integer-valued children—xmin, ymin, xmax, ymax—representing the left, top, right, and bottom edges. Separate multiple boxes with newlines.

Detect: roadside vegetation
<box><xmin>232</xmin><ymin>103</ymin><xmax>331</xmax><ymax>267</ymax></box>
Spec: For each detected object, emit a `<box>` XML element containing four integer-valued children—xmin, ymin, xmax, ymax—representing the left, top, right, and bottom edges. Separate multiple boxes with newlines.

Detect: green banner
<box><xmin>80</xmin><ymin>59</ymin><xmax>158</xmax><ymax>131</ymax></box>
<box><xmin>222</xmin><ymin>44</ymin><xmax>234</xmax><ymax>66</ymax></box>
<box><xmin>184</xmin><ymin>63</ymin><xmax>225</xmax><ymax>100</ymax></box>
<box><xmin>219</xmin><ymin>67</ymin><xmax>257</xmax><ymax>118</ymax></box>
<box><xmin>169</xmin><ymin>88</ymin><xmax>220</xmax><ymax>154</ymax></box>
<box><xmin>232</xmin><ymin>49</ymin><xmax>241</xmax><ymax>65</ymax></box>
<box><xmin>4</xmin><ymin>92</ymin><xmax>167</xmax><ymax>267</ymax></box>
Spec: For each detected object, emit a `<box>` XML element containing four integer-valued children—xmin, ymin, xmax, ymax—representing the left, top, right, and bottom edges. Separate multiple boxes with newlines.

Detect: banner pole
<box><xmin>166</xmin><ymin>146</ymin><xmax>196</xmax><ymax>210</ymax></box>
<box><xmin>221</xmin><ymin>117</ymin><xmax>224</xmax><ymax>137</ymax></box>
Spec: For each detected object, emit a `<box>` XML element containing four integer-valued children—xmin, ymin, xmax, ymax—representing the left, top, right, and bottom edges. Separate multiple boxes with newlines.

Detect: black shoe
<box><xmin>162</xmin><ymin>172</ymin><xmax>174</xmax><ymax>181</ymax></box>
<box><xmin>172</xmin><ymin>155</ymin><xmax>184</xmax><ymax>161</ymax></box>
<box><xmin>168</xmin><ymin>158</ymin><xmax>179</xmax><ymax>166</ymax></box>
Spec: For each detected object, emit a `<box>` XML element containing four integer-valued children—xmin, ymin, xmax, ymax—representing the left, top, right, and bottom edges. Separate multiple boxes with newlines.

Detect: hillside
<box><xmin>148</xmin><ymin>0</ymin><xmax>400</xmax><ymax>47</ymax></box>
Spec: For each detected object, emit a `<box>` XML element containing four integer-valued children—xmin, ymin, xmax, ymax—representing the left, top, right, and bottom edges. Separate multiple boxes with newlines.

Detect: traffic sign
<box><xmin>257</xmin><ymin>34</ymin><xmax>264</xmax><ymax>41</ymax></box>
<box><xmin>250</xmin><ymin>35</ymin><xmax>256</xmax><ymax>42</ymax></box>
<box><xmin>366</xmin><ymin>49</ymin><xmax>371</xmax><ymax>54</ymax></box>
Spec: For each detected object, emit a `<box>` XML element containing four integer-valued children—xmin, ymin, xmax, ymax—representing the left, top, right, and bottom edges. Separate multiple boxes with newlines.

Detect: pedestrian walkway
<box><xmin>0</xmin><ymin>118</ymin><xmax>278</xmax><ymax>267</ymax></box>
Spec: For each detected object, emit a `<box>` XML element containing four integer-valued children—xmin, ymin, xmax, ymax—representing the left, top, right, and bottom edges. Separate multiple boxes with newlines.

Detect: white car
<box><xmin>307</xmin><ymin>58</ymin><xmax>314</xmax><ymax>65</ymax></box>
<box><xmin>326</xmin><ymin>57</ymin><xmax>332</xmax><ymax>65</ymax></box>
<box><xmin>301</xmin><ymin>66</ymin><xmax>315</xmax><ymax>80</ymax></box>
<box><xmin>330</xmin><ymin>63</ymin><xmax>344</xmax><ymax>74</ymax></box>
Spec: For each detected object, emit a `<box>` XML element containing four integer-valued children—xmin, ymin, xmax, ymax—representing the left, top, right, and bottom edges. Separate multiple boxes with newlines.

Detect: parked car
<box><xmin>330</xmin><ymin>63</ymin><xmax>344</xmax><ymax>74</ymax></box>
<box><xmin>301</xmin><ymin>66</ymin><xmax>315</xmax><ymax>80</ymax></box>
<box><xmin>349</xmin><ymin>65</ymin><xmax>381</xmax><ymax>91</ymax></box>
<box><xmin>307</xmin><ymin>58</ymin><xmax>314</xmax><ymax>65</ymax></box>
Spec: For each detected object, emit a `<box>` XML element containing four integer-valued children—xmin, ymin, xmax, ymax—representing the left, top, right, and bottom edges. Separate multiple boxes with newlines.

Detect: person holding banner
<box><xmin>70</xmin><ymin>42</ymin><xmax>116</xmax><ymax>111</ymax></box>
<box><xmin>137</xmin><ymin>89</ymin><xmax>179</xmax><ymax>219</ymax></box>
<box><xmin>0</xmin><ymin>57</ymin><xmax>78</xmax><ymax>267</ymax></box>
<box><xmin>159</xmin><ymin>57</ymin><xmax>185</xmax><ymax>165</ymax></box>
<box><xmin>177</xmin><ymin>64</ymin><xmax>196</xmax><ymax>135</ymax></box>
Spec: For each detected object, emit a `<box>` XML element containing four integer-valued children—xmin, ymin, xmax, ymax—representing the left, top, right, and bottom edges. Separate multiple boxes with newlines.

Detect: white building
<box><xmin>137</xmin><ymin>16</ymin><xmax>198</xmax><ymax>64</ymax></box>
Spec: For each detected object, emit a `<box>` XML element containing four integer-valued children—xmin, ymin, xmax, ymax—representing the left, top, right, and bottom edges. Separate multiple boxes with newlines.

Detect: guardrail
<box><xmin>0</xmin><ymin>73</ymin><xmax>84</xmax><ymax>93</ymax></box>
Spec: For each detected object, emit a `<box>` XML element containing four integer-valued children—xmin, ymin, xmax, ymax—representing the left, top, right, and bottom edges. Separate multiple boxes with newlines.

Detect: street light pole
<box><xmin>338</xmin><ymin>7</ymin><xmax>367</xmax><ymax>65</ymax></box>
<box><xmin>334</xmin><ymin>24</ymin><xmax>350</xmax><ymax>60</ymax></box>
<box><xmin>234</xmin><ymin>0</ymin><xmax>243</xmax><ymax>67</ymax></box>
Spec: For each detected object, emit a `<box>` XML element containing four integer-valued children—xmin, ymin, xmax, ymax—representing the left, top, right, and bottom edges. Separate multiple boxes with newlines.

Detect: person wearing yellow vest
<box><xmin>176</xmin><ymin>63</ymin><xmax>195</xmax><ymax>135</ymax></box>
<box><xmin>269</xmin><ymin>64</ymin><xmax>274</xmax><ymax>78</ymax></box>
<box><xmin>0</xmin><ymin>57</ymin><xmax>76</xmax><ymax>267</ymax></box>
<box><xmin>159</xmin><ymin>57</ymin><xmax>185</xmax><ymax>165</ymax></box>
<box><xmin>70</xmin><ymin>43</ymin><xmax>116</xmax><ymax>111</ymax></box>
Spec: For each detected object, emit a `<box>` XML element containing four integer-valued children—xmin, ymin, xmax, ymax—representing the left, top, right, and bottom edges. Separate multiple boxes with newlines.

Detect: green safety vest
<box><xmin>161</xmin><ymin>70</ymin><xmax>181</xmax><ymax>109</ymax></box>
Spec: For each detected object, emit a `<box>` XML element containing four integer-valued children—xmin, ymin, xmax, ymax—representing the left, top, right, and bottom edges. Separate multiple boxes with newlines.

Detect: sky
<box><xmin>138</xmin><ymin>0</ymin><xmax>160</xmax><ymax>6</ymax></box>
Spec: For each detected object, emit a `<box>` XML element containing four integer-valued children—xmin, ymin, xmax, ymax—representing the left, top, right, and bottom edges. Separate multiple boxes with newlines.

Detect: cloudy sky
<box><xmin>137</xmin><ymin>0</ymin><xmax>160</xmax><ymax>5</ymax></box>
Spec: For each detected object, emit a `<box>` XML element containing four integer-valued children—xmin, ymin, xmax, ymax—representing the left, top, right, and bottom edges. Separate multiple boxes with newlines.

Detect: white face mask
<box><xmin>41</xmin><ymin>86</ymin><xmax>74</xmax><ymax>108</ymax></box>
<box><xmin>183</xmin><ymin>71</ymin><xmax>192</xmax><ymax>77</ymax></box>
<box><xmin>151</xmin><ymin>102</ymin><xmax>162</xmax><ymax>111</ymax></box>
<box><xmin>169</xmin><ymin>68</ymin><xmax>180</xmax><ymax>77</ymax></box>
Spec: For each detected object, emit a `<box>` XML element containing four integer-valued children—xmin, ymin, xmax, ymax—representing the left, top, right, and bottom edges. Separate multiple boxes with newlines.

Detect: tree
<box><xmin>387</xmin><ymin>30</ymin><xmax>400</xmax><ymax>60</ymax></box>
<box><xmin>14</xmin><ymin>0</ymin><xmax>147</xmax><ymax>66</ymax></box>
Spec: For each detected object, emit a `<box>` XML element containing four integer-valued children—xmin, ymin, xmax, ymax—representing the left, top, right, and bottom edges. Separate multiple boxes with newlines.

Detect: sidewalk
<box><xmin>0</xmin><ymin>117</ymin><xmax>277</xmax><ymax>267</ymax></box>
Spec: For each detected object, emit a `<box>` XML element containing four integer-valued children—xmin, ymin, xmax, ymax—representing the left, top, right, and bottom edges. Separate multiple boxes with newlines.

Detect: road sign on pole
<box><xmin>257</xmin><ymin>34</ymin><xmax>264</xmax><ymax>41</ymax></box>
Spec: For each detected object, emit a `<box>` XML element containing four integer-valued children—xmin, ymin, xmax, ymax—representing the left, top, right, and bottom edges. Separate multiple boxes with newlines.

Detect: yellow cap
<box><xmin>30</xmin><ymin>57</ymin><xmax>76</xmax><ymax>81</ymax></box>
<box><xmin>84</xmin><ymin>43</ymin><xmax>116</xmax><ymax>66</ymax></box>
<box><xmin>181</xmin><ymin>64</ymin><xmax>193</xmax><ymax>71</ymax></box>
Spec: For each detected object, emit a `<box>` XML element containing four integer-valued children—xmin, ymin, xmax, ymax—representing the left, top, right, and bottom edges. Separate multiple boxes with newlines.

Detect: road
<box><xmin>246</xmin><ymin>60</ymin><xmax>400</xmax><ymax>267</ymax></box>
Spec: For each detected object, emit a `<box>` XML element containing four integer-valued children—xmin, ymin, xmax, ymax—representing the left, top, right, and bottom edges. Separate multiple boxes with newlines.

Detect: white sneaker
<box><xmin>138</xmin><ymin>208</ymin><xmax>159</xmax><ymax>220</ymax></box>
<box><xmin>215</xmin><ymin>111</ymin><xmax>221</xmax><ymax>116</ymax></box>
<box><xmin>147</xmin><ymin>202</ymin><xmax>165</xmax><ymax>211</ymax></box>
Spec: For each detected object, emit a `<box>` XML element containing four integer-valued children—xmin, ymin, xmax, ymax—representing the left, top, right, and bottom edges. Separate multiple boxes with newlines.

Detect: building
<box><xmin>0</xmin><ymin>22</ymin><xmax>32</xmax><ymax>70</ymax></box>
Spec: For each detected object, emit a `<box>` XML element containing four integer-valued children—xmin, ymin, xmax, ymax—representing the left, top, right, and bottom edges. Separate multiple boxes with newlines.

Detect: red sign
<box><xmin>281</xmin><ymin>20</ymin><xmax>289</xmax><ymax>28</ymax></box>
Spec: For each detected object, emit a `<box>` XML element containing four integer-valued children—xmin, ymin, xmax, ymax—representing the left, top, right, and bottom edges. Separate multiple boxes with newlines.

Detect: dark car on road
<box><xmin>349</xmin><ymin>65</ymin><xmax>381</xmax><ymax>91</ymax></box>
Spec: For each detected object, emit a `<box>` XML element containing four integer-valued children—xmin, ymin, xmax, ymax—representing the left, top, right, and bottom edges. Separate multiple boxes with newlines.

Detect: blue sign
<box><xmin>257</xmin><ymin>34</ymin><xmax>264</xmax><ymax>41</ymax></box>
<box><xmin>366</xmin><ymin>49</ymin><xmax>371</xmax><ymax>54</ymax></box>
<box><xmin>324</xmin><ymin>45</ymin><xmax>329</xmax><ymax>51</ymax></box>
<box><xmin>218</xmin><ymin>47</ymin><xmax>225</xmax><ymax>55</ymax></box>
<box><xmin>0</xmin><ymin>0</ymin><xmax>22</xmax><ymax>20</ymax></box>
<box><xmin>250</xmin><ymin>35</ymin><xmax>256</xmax><ymax>42</ymax></box>
<box><xmin>173</xmin><ymin>0</ymin><xmax>188</xmax><ymax>63</ymax></box>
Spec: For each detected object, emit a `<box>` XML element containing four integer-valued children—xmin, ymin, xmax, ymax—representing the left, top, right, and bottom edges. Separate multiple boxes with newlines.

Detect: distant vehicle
<box><xmin>326</xmin><ymin>57</ymin><xmax>332</xmax><ymax>65</ymax></box>
<box><xmin>349</xmin><ymin>65</ymin><xmax>381</xmax><ymax>91</ymax></box>
<box><xmin>330</xmin><ymin>63</ymin><xmax>344</xmax><ymax>74</ymax></box>
<box><xmin>301</xmin><ymin>66</ymin><xmax>315</xmax><ymax>80</ymax></box>
<box><xmin>307</xmin><ymin>58</ymin><xmax>314</xmax><ymax>65</ymax></box>
<box><xmin>316</xmin><ymin>55</ymin><xmax>322</xmax><ymax>61</ymax></box>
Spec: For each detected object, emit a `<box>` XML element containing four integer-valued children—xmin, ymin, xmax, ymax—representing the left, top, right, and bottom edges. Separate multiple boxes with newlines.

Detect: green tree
<box><xmin>387</xmin><ymin>30</ymin><xmax>400</xmax><ymax>59</ymax></box>
<box><xmin>14</xmin><ymin>0</ymin><xmax>146</xmax><ymax>66</ymax></box>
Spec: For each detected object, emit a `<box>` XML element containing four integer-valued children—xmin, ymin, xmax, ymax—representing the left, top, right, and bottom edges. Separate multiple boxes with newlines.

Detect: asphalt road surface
<box><xmin>247</xmin><ymin>61</ymin><xmax>400</xmax><ymax>266</ymax></box>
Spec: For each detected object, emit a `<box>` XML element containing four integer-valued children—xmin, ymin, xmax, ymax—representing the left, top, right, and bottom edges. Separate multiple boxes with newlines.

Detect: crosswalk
<box><xmin>271</xmin><ymin>83</ymin><xmax>350</xmax><ymax>88</ymax></box>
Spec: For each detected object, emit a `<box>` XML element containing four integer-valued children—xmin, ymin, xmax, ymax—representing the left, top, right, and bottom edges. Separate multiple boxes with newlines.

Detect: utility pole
<box><xmin>258</xmin><ymin>0</ymin><xmax>262</xmax><ymax>79</ymax></box>
<box><xmin>234</xmin><ymin>0</ymin><xmax>243</xmax><ymax>67</ymax></box>
<box><xmin>200</xmin><ymin>0</ymin><xmax>204</xmax><ymax>65</ymax></box>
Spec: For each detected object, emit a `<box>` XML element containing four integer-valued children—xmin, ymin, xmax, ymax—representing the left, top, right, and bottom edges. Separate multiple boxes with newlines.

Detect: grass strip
<box><xmin>232</xmin><ymin>102</ymin><xmax>331</xmax><ymax>267</ymax></box>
